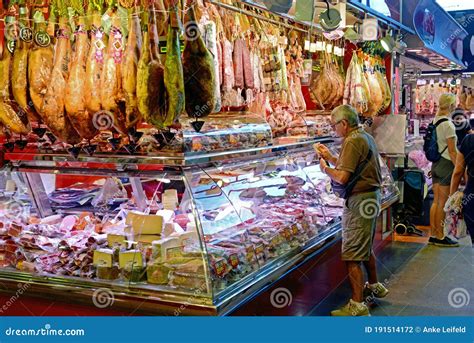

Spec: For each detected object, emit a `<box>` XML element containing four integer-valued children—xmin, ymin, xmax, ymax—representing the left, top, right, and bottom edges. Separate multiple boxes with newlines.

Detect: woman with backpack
<box><xmin>428</xmin><ymin>93</ymin><xmax>459</xmax><ymax>247</ymax></box>
<box><xmin>450</xmin><ymin>118</ymin><xmax>474</xmax><ymax>245</ymax></box>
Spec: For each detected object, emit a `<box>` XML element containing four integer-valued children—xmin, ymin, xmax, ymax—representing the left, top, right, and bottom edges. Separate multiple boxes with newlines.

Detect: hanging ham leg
<box><xmin>85</xmin><ymin>11</ymin><xmax>105</xmax><ymax>116</ymax></box>
<box><xmin>41</xmin><ymin>17</ymin><xmax>81</xmax><ymax>144</ymax></box>
<box><xmin>183</xmin><ymin>5</ymin><xmax>215</xmax><ymax>119</ymax></box>
<box><xmin>65</xmin><ymin>17</ymin><xmax>98</xmax><ymax>140</ymax></box>
<box><xmin>122</xmin><ymin>10</ymin><xmax>143</xmax><ymax>130</ymax></box>
<box><xmin>29</xmin><ymin>13</ymin><xmax>54</xmax><ymax>116</ymax></box>
<box><xmin>12</xmin><ymin>4</ymin><xmax>38</xmax><ymax>122</ymax></box>
<box><xmin>137</xmin><ymin>7</ymin><xmax>166</xmax><ymax>129</ymax></box>
<box><xmin>0</xmin><ymin>48</ymin><xmax>30</xmax><ymax>134</ymax></box>
<box><xmin>164</xmin><ymin>7</ymin><xmax>185</xmax><ymax>125</ymax></box>
<box><xmin>100</xmin><ymin>12</ymin><xmax>127</xmax><ymax>134</ymax></box>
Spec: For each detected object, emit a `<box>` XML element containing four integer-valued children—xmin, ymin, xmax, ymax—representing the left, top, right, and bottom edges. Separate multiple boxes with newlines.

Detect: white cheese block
<box><xmin>133</xmin><ymin>234</ymin><xmax>162</xmax><ymax>244</ymax></box>
<box><xmin>119</xmin><ymin>250</ymin><xmax>144</xmax><ymax>268</ymax></box>
<box><xmin>93</xmin><ymin>249</ymin><xmax>114</xmax><ymax>267</ymax></box>
<box><xmin>179</xmin><ymin>231</ymin><xmax>199</xmax><ymax>247</ymax></box>
<box><xmin>107</xmin><ymin>234</ymin><xmax>127</xmax><ymax>247</ymax></box>
<box><xmin>156</xmin><ymin>209</ymin><xmax>175</xmax><ymax>223</ymax></box>
<box><xmin>126</xmin><ymin>211</ymin><xmax>163</xmax><ymax>235</ymax></box>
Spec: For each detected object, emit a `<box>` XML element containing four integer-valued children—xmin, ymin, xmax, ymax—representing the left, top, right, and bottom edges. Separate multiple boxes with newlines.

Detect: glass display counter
<box><xmin>0</xmin><ymin>133</ymin><xmax>398</xmax><ymax>315</ymax></box>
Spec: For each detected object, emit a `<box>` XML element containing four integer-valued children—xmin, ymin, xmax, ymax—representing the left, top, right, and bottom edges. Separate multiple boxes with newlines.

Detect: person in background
<box><xmin>315</xmin><ymin>105</ymin><xmax>388</xmax><ymax>317</ymax></box>
<box><xmin>452</xmin><ymin>108</ymin><xmax>470</xmax><ymax>149</ymax></box>
<box><xmin>450</xmin><ymin>118</ymin><xmax>474</xmax><ymax>245</ymax></box>
<box><xmin>429</xmin><ymin>93</ymin><xmax>459</xmax><ymax>247</ymax></box>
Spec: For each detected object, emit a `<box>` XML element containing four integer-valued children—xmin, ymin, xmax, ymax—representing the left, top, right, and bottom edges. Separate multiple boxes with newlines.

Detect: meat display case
<box><xmin>0</xmin><ymin>133</ymin><xmax>399</xmax><ymax>315</ymax></box>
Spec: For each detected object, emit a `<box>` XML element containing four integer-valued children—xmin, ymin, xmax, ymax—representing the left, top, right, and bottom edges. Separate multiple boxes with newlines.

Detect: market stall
<box><xmin>0</xmin><ymin>0</ymin><xmax>402</xmax><ymax>315</ymax></box>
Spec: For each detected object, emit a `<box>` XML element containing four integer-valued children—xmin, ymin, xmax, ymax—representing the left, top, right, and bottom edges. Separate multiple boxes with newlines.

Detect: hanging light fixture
<box><xmin>381</xmin><ymin>30</ymin><xmax>395</xmax><ymax>52</ymax></box>
<box><xmin>319</xmin><ymin>0</ymin><xmax>342</xmax><ymax>32</ymax></box>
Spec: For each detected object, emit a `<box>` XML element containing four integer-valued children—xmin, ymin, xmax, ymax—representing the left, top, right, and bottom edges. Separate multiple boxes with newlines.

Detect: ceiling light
<box><xmin>381</xmin><ymin>33</ymin><xmax>395</xmax><ymax>52</ymax></box>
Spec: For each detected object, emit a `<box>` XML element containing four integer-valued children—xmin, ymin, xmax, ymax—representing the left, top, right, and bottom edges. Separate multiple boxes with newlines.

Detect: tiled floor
<box><xmin>233</xmin><ymin>234</ymin><xmax>473</xmax><ymax>316</ymax></box>
<box><xmin>310</xmin><ymin>237</ymin><xmax>473</xmax><ymax>316</ymax></box>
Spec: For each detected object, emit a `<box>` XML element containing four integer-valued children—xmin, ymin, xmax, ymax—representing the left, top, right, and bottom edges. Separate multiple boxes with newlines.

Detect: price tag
<box><xmin>35</xmin><ymin>31</ymin><xmax>51</xmax><ymax>47</ymax></box>
<box><xmin>255</xmin><ymin>244</ymin><xmax>264</xmax><ymax>255</ymax></box>
<box><xmin>271</xmin><ymin>235</ymin><xmax>280</xmax><ymax>246</ymax></box>
<box><xmin>20</xmin><ymin>27</ymin><xmax>33</xmax><ymax>42</ymax></box>
<box><xmin>245</xmin><ymin>246</ymin><xmax>255</xmax><ymax>262</ymax></box>
<box><xmin>282</xmin><ymin>228</ymin><xmax>292</xmax><ymax>240</ymax></box>
<box><xmin>213</xmin><ymin>259</ymin><xmax>227</xmax><ymax>277</ymax></box>
<box><xmin>228</xmin><ymin>254</ymin><xmax>240</xmax><ymax>268</ymax></box>
<box><xmin>7</xmin><ymin>41</ymin><xmax>16</xmax><ymax>54</ymax></box>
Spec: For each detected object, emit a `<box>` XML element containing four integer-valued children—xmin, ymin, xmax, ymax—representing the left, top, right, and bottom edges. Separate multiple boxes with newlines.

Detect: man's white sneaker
<box><xmin>331</xmin><ymin>299</ymin><xmax>370</xmax><ymax>316</ymax></box>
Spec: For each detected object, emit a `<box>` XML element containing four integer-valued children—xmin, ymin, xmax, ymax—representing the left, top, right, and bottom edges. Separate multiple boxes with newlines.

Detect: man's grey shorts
<box><xmin>341</xmin><ymin>190</ymin><xmax>381</xmax><ymax>261</ymax></box>
<box><xmin>431</xmin><ymin>157</ymin><xmax>454</xmax><ymax>186</ymax></box>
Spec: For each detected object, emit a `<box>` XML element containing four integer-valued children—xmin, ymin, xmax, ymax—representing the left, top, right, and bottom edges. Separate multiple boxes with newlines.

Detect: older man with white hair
<box><xmin>315</xmin><ymin>105</ymin><xmax>388</xmax><ymax>316</ymax></box>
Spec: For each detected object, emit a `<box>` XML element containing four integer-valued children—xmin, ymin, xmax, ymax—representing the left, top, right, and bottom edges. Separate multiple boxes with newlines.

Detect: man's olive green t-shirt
<box><xmin>335</xmin><ymin>128</ymin><xmax>382</xmax><ymax>194</ymax></box>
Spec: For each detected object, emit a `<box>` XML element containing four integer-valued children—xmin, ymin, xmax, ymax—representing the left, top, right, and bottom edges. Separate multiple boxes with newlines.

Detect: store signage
<box><xmin>412</xmin><ymin>0</ymin><xmax>467</xmax><ymax>67</ymax></box>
